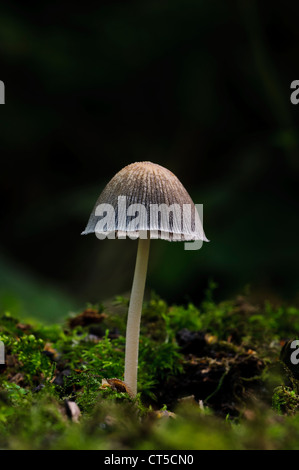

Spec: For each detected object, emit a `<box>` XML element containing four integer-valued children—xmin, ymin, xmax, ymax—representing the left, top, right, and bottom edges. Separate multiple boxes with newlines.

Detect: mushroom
<box><xmin>82</xmin><ymin>162</ymin><xmax>208</xmax><ymax>396</ymax></box>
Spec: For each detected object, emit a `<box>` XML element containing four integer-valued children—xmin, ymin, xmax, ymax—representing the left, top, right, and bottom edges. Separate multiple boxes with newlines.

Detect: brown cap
<box><xmin>82</xmin><ymin>161</ymin><xmax>208</xmax><ymax>241</ymax></box>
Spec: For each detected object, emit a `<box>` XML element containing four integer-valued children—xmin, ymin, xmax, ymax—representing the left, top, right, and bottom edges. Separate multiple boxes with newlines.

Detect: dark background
<box><xmin>0</xmin><ymin>0</ymin><xmax>298</xmax><ymax>321</ymax></box>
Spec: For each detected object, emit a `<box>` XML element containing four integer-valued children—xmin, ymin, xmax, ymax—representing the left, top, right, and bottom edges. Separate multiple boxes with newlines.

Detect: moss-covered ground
<box><xmin>1</xmin><ymin>287</ymin><xmax>299</xmax><ymax>450</ymax></box>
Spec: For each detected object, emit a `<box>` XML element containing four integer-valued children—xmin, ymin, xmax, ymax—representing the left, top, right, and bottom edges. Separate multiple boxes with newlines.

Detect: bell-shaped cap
<box><xmin>82</xmin><ymin>161</ymin><xmax>208</xmax><ymax>241</ymax></box>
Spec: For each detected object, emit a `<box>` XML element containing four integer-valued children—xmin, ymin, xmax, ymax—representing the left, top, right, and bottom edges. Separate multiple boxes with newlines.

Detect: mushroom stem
<box><xmin>124</xmin><ymin>236</ymin><xmax>150</xmax><ymax>397</ymax></box>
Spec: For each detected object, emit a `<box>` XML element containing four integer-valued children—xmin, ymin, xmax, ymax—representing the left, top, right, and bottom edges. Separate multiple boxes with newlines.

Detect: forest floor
<box><xmin>1</xmin><ymin>288</ymin><xmax>299</xmax><ymax>450</ymax></box>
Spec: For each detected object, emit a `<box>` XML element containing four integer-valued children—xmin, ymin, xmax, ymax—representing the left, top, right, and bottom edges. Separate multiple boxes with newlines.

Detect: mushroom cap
<box><xmin>82</xmin><ymin>161</ymin><xmax>208</xmax><ymax>241</ymax></box>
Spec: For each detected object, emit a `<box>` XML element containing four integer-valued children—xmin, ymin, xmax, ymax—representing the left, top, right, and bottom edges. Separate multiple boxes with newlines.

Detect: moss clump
<box><xmin>272</xmin><ymin>386</ymin><xmax>299</xmax><ymax>415</ymax></box>
<box><xmin>1</xmin><ymin>292</ymin><xmax>299</xmax><ymax>449</ymax></box>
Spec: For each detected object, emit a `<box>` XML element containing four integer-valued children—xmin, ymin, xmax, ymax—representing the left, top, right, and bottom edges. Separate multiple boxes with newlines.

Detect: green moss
<box><xmin>272</xmin><ymin>386</ymin><xmax>299</xmax><ymax>415</ymax></box>
<box><xmin>1</xmin><ymin>291</ymin><xmax>299</xmax><ymax>449</ymax></box>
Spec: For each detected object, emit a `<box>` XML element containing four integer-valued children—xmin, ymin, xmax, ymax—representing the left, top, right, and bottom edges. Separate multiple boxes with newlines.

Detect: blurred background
<box><xmin>0</xmin><ymin>0</ymin><xmax>298</xmax><ymax>322</ymax></box>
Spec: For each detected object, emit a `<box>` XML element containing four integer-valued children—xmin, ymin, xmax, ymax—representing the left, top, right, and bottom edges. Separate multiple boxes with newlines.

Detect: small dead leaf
<box><xmin>43</xmin><ymin>343</ymin><xmax>59</xmax><ymax>360</ymax></box>
<box><xmin>68</xmin><ymin>309</ymin><xmax>107</xmax><ymax>329</ymax></box>
<box><xmin>16</xmin><ymin>323</ymin><xmax>32</xmax><ymax>332</ymax></box>
<box><xmin>154</xmin><ymin>409</ymin><xmax>176</xmax><ymax>419</ymax></box>
<box><xmin>178</xmin><ymin>395</ymin><xmax>198</xmax><ymax>407</ymax></box>
<box><xmin>65</xmin><ymin>400</ymin><xmax>81</xmax><ymax>423</ymax></box>
<box><xmin>9</xmin><ymin>372</ymin><xmax>24</xmax><ymax>385</ymax></box>
<box><xmin>247</xmin><ymin>349</ymin><xmax>256</xmax><ymax>355</ymax></box>
<box><xmin>101</xmin><ymin>378</ymin><xmax>133</xmax><ymax>397</ymax></box>
<box><xmin>205</xmin><ymin>334</ymin><xmax>218</xmax><ymax>345</ymax></box>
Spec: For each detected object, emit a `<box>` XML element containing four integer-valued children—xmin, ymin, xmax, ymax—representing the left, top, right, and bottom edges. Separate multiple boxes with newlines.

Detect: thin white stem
<box><xmin>124</xmin><ymin>237</ymin><xmax>150</xmax><ymax>397</ymax></box>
